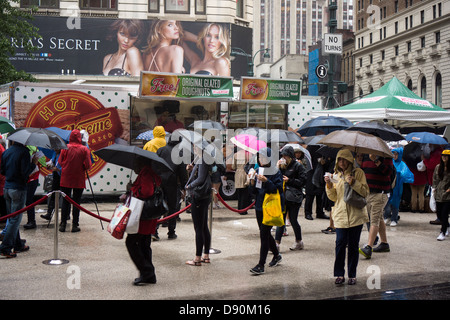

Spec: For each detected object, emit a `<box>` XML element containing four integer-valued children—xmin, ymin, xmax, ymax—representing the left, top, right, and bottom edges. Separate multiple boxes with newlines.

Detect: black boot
<box><xmin>59</xmin><ymin>222</ymin><xmax>66</xmax><ymax>232</ymax></box>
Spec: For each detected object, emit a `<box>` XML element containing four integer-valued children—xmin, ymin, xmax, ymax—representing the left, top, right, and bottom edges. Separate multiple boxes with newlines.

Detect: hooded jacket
<box><xmin>388</xmin><ymin>147</ymin><xmax>414</xmax><ymax>208</ymax></box>
<box><xmin>143</xmin><ymin>126</ymin><xmax>166</xmax><ymax>153</ymax></box>
<box><xmin>325</xmin><ymin>149</ymin><xmax>369</xmax><ymax>229</ymax></box>
<box><xmin>59</xmin><ymin>129</ymin><xmax>92</xmax><ymax>189</ymax></box>
<box><xmin>280</xmin><ymin>146</ymin><xmax>307</xmax><ymax>203</ymax></box>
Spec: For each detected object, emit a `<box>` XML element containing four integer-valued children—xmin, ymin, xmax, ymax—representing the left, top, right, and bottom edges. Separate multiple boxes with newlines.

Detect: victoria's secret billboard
<box><xmin>10</xmin><ymin>17</ymin><xmax>252</xmax><ymax>78</ymax></box>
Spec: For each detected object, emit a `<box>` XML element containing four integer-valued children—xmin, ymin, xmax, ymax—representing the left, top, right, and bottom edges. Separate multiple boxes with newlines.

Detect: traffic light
<box><xmin>318</xmin><ymin>83</ymin><xmax>328</xmax><ymax>93</ymax></box>
<box><xmin>337</xmin><ymin>83</ymin><xmax>348</xmax><ymax>93</ymax></box>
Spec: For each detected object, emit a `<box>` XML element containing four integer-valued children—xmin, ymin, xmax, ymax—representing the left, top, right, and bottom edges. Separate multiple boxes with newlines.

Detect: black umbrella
<box><xmin>259</xmin><ymin>129</ymin><xmax>305</xmax><ymax>144</ymax></box>
<box><xmin>346</xmin><ymin>121</ymin><xmax>404</xmax><ymax>141</ymax></box>
<box><xmin>94</xmin><ymin>144</ymin><xmax>173</xmax><ymax>172</ymax></box>
<box><xmin>297</xmin><ymin>116</ymin><xmax>352</xmax><ymax>136</ymax></box>
<box><xmin>303</xmin><ymin>135</ymin><xmax>326</xmax><ymax>146</ymax></box>
<box><xmin>7</xmin><ymin>127</ymin><xmax>67</xmax><ymax>150</ymax></box>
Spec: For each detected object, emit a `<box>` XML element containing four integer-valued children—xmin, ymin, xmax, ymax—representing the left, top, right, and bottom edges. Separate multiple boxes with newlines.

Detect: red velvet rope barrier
<box><xmin>0</xmin><ymin>190</ymin><xmax>251</xmax><ymax>226</ymax></box>
<box><xmin>215</xmin><ymin>191</ymin><xmax>255</xmax><ymax>213</ymax></box>
<box><xmin>0</xmin><ymin>194</ymin><xmax>49</xmax><ymax>222</ymax></box>
<box><xmin>62</xmin><ymin>193</ymin><xmax>191</xmax><ymax>224</ymax></box>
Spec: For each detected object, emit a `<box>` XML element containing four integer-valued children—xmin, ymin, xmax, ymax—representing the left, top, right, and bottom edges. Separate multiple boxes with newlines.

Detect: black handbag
<box><xmin>140</xmin><ymin>176</ymin><xmax>168</xmax><ymax>220</ymax></box>
<box><xmin>285</xmin><ymin>185</ymin><xmax>304</xmax><ymax>203</ymax></box>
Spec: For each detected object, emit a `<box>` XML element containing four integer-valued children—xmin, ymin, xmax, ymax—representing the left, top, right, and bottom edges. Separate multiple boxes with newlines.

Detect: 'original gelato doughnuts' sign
<box><xmin>139</xmin><ymin>72</ymin><xmax>233</xmax><ymax>101</ymax></box>
<box><xmin>240</xmin><ymin>77</ymin><xmax>302</xmax><ymax>103</ymax></box>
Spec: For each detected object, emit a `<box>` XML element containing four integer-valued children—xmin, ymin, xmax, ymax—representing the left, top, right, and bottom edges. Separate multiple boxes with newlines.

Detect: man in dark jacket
<box><xmin>0</xmin><ymin>142</ymin><xmax>37</xmax><ymax>258</ymax></box>
<box><xmin>156</xmin><ymin>135</ymin><xmax>188</xmax><ymax>239</ymax></box>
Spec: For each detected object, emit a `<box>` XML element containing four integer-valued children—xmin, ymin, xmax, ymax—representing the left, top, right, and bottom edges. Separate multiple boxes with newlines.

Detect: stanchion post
<box><xmin>208</xmin><ymin>189</ymin><xmax>221</xmax><ymax>254</ymax></box>
<box><xmin>43</xmin><ymin>191</ymin><xmax>69</xmax><ymax>265</ymax></box>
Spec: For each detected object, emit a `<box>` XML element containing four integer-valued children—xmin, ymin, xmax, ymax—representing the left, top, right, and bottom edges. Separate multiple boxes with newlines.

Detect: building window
<box><xmin>407</xmin><ymin>79</ymin><xmax>413</xmax><ymax>90</ymax></box>
<box><xmin>421</xmin><ymin>76</ymin><xmax>427</xmax><ymax>99</ymax></box>
<box><xmin>435</xmin><ymin>73</ymin><xmax>442</xmax><ymax>107</ymax></box>
<box><xmin>195</xmin><ymin>0</ymin><xmax>206</xmax><ymax>14</ymax></box>
<box><xmin>149</xmin><ymin>0</ymin><xmax>159</xmax><ymax>12</ymax></box>
<box><xmin>420</xmin><ymin>36</ymin><xmax>425</xmax><ymax>48</ymax></box>
<box><xmin>369</xmin><ymin>54</ymin><xmax>373</xmax><ymax>64</ymax></box>
<box><xmin>359</xmin><ymin>58</ymin><xmax>363</xmax><ymax>68</ymax></box>
<box><xmin>405</xmin><ymin>17</ymin><xmax>408</xmax><ymax>30</ymax></box>
<box><xmin>407</xmin><ymin>41</ymin><xmax>411</xmax><ymax>52</ymax></box>
<box><xmin>420</xmin><ymin>10</ymin><xmax>425</xmax><ymax>24</ymax></box>
<box><xmin>394</xmin><ymin>1</ymin><xmax>398</xmax><ymax>13</ymax></box>
<box><xmin>381</xmin><ymin>49</ymin><xmax>385</xmax><ymax>60</ymax></box>
<box><xmin>435</xmin><ymin>31</ymin><xmax>440</xmax><ymax>43</ymax></box>
<box><xmin>370</xmin><ymin>32</ymin><xmax>372</xmax><ymax>44</ymax></box>
<box><xmin>236</xmin><ymin>0</ymin><xmax>244</xmax><ymax>18</ymax></box>
<box><xmin>21</xmin><ymin>0</ymin><xmax>58</xmax><ymax>8</ymax></box>
<box><xmin>80</xmin><ymin>0</ymin><xmax>116</xmax><ymax>9</ymax></box>
<box><xmin>164</xmin><ymin>0</ymin><xmax>190</xmax><ymax>13</ymax></box>
<box><xmin>394</xmin><ymin>45</ymin><xmax>399</xmax><ymax>56</ymax></box>
<box><xmin>395</xmin><ymin>21</ymin><xmax>398</xmax><ymax>34</ymax></box>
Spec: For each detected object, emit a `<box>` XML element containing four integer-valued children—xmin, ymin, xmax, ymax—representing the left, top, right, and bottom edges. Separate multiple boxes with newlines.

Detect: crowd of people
<box><xmin>1</xmin><ymin>126</ymin><xmax>449</xmax><ymax>289</ymax></box>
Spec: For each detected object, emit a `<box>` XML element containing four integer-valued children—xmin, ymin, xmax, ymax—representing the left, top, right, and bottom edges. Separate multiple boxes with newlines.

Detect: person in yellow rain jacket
<box><xmin>143</xmin><ymin>126</ymin><xmax>166</xmax><ymax>153</ymax></box>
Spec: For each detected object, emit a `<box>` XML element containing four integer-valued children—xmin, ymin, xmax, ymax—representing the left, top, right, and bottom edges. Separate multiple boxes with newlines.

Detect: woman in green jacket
<box><xmin>433</xmin><ymin>149</ymin><xmax>450</xmax><ymax>241</ymax></box>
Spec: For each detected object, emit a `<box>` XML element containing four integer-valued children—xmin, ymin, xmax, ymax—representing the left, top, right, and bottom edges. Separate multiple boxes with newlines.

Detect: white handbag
<box><xmin>125</xmin><ymin>195</ymin><xmax>144</xmax><ymax>234</ymax></box>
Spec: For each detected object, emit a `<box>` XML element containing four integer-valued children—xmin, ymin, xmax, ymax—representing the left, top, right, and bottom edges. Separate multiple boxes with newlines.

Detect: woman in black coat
<box><xmin>275</xmin><ymin>146</ymin><xmax>307</xmax><ymax>251</ymax></box>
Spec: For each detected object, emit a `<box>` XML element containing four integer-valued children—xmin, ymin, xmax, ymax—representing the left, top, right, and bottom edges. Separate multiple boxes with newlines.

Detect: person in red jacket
<box><xmin>124</xmin><ymin>158</ymin><xmax>160</xmax><ymax>285</ymax></box>
<box><xmin>58</xmin><ymin>129</ymin><xmax>92</xmax><ymax>232</ymax></box>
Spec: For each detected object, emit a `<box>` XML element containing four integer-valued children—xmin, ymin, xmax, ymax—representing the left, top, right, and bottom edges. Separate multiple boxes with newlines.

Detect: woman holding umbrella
<box><xmin>122</xmin><ymin>157</ymin><xmax>160</xmax><ymax>285</ymax></box>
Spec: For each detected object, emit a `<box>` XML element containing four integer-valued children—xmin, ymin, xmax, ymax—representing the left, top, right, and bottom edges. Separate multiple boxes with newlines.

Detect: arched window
<box><xmin>420</xmin><ymin>76</ymin><xmax>427</xmax><ymax>99</ymax></box>
<box><xmin>359</xmin><ymin>89</ymin><xmax>363</xmax><ymax>98</ymax></box>
<box><xmin>369</xmin><ymin>86</ymin><xmax>374</xmax><ymax>93</ymax></box>
<box><xmin>435</xmin><ymin>73</ymin><xmax>442</xmax><ymax>107</ymax></box>
<box><xmin>407</xmin><ymin>79</ymin><xmax>413</xmax><ymax>90</ymax></box>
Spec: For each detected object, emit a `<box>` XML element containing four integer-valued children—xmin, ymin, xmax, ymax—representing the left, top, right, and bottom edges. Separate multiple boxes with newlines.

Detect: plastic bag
<box><xmin>262</xmin><ymin>190</ymin><xmax>284</xmax><ymax>227</ymax></box>
<box><xmin>430</xmin><ymin>188</ymin><xmax>437</xmax><ymax>213</ymax></box>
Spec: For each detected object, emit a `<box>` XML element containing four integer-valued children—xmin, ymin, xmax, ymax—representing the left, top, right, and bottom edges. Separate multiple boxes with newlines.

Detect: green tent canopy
<box><xmin>311</xmin><ymin>77</ymin><xmax>450</xmax><ymax>128</ymax></box>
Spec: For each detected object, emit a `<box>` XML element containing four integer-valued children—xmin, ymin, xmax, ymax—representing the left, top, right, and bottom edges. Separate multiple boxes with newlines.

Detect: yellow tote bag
<box><xmin>262</xmin><ymin>190</ymin><xmax>285</xmax><ymax>227</ymax></box>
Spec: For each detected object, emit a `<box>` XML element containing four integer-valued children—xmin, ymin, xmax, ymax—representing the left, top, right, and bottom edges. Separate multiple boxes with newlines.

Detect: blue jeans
<box><xmin>0</xmin><ymin>188</ymin><xmax>27</xmax><ymax>254</ymax></box>
<box><xmin>334</xmin><ymin>224</ymin><xmax>363</xmax><ymax>278</ymax></box>
<box><xmin>383</xmin><ymin>203</ymin><xmax>399</xmax><ymax>223</ymax></box>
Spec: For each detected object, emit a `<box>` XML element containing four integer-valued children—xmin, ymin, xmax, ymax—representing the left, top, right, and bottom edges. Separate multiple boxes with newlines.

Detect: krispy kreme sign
<box><xmin>140</xmin><ymin>72</ymin><xmax>233</xmax><ymax>100</ymax></box>
<box><xmin>240</xmin><ymin>77</ymin><xmax>301</xmax><ymax>103</ymax></box>
<box><xmin>24</xmin><ymin>90</ymin><xmax>123</xmax><ymax>177</ymax></box>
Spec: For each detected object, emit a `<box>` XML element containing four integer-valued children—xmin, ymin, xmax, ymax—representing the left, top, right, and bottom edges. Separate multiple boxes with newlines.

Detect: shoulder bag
<box><xmin>343</xmin><ymin>182</ymin><xmax>367</xmax><ymax>209</ymax></box>
<box><xmin>141</xmin><ymin>176</ymin><xmax>168</xmax><ymax>220</ymax></box>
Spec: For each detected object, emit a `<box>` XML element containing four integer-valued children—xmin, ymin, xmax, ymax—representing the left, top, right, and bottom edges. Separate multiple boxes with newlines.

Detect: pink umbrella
<box><xmin>230</xmin><ymin>134</ymin><xmax>267</xmax><ymax>154</ymax></box>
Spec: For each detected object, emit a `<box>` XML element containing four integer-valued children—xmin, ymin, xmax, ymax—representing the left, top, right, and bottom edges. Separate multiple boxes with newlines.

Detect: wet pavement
<box><xmin>1</xmin><ymin>196</ymin><xmax>450</xmax><ymax>304</ymax></box>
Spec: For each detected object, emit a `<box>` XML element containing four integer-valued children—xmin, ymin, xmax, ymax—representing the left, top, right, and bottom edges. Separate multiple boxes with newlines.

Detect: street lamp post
<box><xmin>231</xmin><ymin>47</ymin><xmax>270</xmax><ymax>77</ymax></box>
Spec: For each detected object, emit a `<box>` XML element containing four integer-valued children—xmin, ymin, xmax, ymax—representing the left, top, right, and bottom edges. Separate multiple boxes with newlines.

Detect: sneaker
<box><xmin>0</xmin><ymin>251</ymin><xmax>17</xmax><ymax>258</ymax></box>
<box><xmin>359</xmin><ymin>245</ymin><xmax>372</xmax><ymax>259</ymax></box>
<box><xmin>268</xmin><ymin>254</ymin><xmax>282</xmax><ymax>267</ymax></box>
<box><xmin>250</xmin><ymin>264</ymin><xmax>265</xmax><ymax>275</ymax></box>
<box><xmin>384</xmin><ymin>218</ymin><xmax>391</xmax><ymax>225</ymax></box>
<box><xmin>437</xmin><ymin>232</ymin><xmax>446</xmax><ymax>241</ymax></box>
<box><xmin>289</xmin><ymin>240</ymin><xmax>304</xmax><ymax>251</ymax></box>
<box><xmin>390</xmin><ymin>221</ymin><xmax>397</xmax><ymax>227</ymax></box>
<box><xmin>168</xmin><ymin>233</ymin><xmax>177</xmax><ymax>240</ymax></box>
<box><xmin>373</xmin><ymin>242</ymin><xmax>390</xmax><ymax>253</ymax></box>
